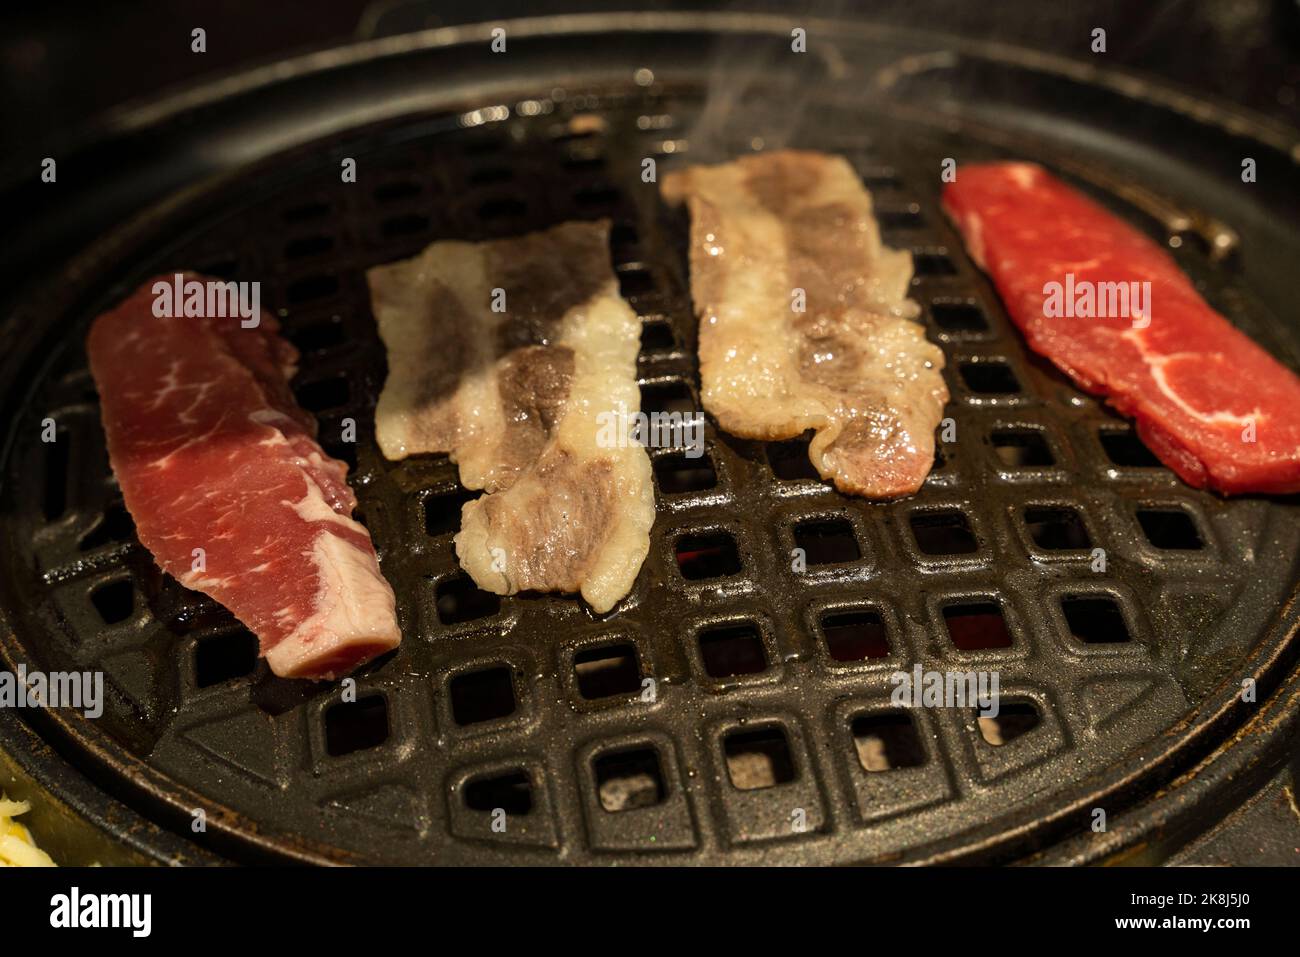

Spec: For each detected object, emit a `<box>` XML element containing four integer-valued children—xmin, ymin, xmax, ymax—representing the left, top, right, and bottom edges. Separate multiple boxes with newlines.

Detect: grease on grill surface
<box><xmin>4</xmin><ymin>90</ymin><xmax>1296</xmax><ymax>865</ymax></box>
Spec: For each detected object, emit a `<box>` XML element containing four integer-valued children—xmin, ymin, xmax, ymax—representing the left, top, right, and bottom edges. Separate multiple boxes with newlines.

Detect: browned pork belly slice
<box><xmin>662</xmin><ymin>149</ymin><xmax>948</xmax><ymax>498</ymax></box>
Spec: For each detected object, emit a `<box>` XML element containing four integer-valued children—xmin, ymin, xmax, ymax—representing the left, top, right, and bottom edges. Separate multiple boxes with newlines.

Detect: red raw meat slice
<box><xmin>87</xmin><ymin>274</ymin><xmax>400</xmax><ymax>679</ymax></box>
<box><xmin>943</xmin><ymin>162</ymin><xmax>1300</xmax><ymax>495</ymax></box>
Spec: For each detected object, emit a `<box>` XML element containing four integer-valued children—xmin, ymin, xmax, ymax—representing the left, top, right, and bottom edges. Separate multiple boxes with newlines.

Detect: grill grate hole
<box><xmin>90</xmin><ymin>578</ymin><xmax>134</xmax><ymax>625</ymax></box>
<box><xmin>617</xmin><ymin>266</ymin><xmax>656</xmax><ymax>298</ymax></box>
<box><xmin>943</xmin><ymin>601</ymin><xmax>1012</xmax><ymax>650</ymax></box>
<box><xmin>464</xmin><ymin>770</ymin><xmax>532</xmax><ymax>814</ymax></box>
<box><xmin>282</xmin><ymin>200</ymin><xmax>329</xmax><ymax>223</ymax></box>
<box><xmin>960</xmin><ymin>361</ymin><xmax>1021</xmax><ymax>395</ymax></box>
<box><xmin>450</xmin><ymin>666</ymin><xmax>516</xmax><ymax>725</ymax></box>
<box><xmin>654</xmin><ymin>453</ymin><xmax>716</xmax><ymax>494</ymax></box>
<box><xmin>766</xmin><ymin>433</ymin><xmax>820</xmax><ymax>481</ymax></box>
<box><xmin>373</xmin><ymin>181</ymin><xmax>420</xmax><ymax>203</ymax></box>
<box><xmin>563</xmin><ymin>155</ymin><xmax>606</xmax><ymax>173</ymax></box>
<box><xmin>286</xmin><ymin>274</ymin><xmax>339</xmax><ymax>304</ymax></box>
<box><xmin>381</xmin><ymin>213</ymin><xmax>430</xmax><ymax>238</ymax></box>
<box><xmin>931</xmin><ymin>300</ymin><xmax>989</xmax><ymax>333</ymax></box>
<box><xmin>284</xmin><ymin>235</ymin><xmax>334</xmax><ymax>259</ymax></box>
<box><xmin>877</xmin><ymin>205</ymin><xmax>923</xmax><ymax>230</ymax></box>
<box><xmin>821</xmin><ymin>610</ymin><xmax>890</xmax><ymax>661</ymax></box>
<box><xmin>793</xmin><ymin>518</ymin><xmax>860</xmax><ymax>565</ymax></box>
<box><xmin>860</xmin><ymin>172</ymin><xmax>901</xmax><ymax>190</ymax></box>
<box><xmin>479</xmin><ymin>197</ymin><xmax>527</xmax><ymax>220</ymax></box>
<box><xmin>325</xmin><ymin>695</ymin><xmax>389</xmax><ymax>756</ymax></box>
<box><xmin>1137</xmin><ymin>508</ymin><xmax>1204</xmax><ymax>550</ymax></box>
<box><xmin>724</xmin><ymin>727</ymin><xmax>795</xmax><ymax>790</ymax></box>
<box><xmin>1024</xmin><ymin>506</ymin><xmax>1091</xmax><ymax>550</ymax></box>
<box><xmin>640</xmin><ymin>381</ymin><xmax>695</xmax><ymax>417</ymax></box>
<box><xmin>43</xmin><ymin>432</ymin><xmax>69</xmax><ymax>521</ymax></box>
<box><xmin>79</xmin><ymin>502</ymin><xmax>135</xmax><ymax>550</ymax></box>
<box><xmin>468</xmin><ymin>167</ymin><xmax>513</xmax><ymax>185</ymax></box>
<box><xmin>294</xmin><ymin>376</ymin><xmax>350</xmax><ymax>412</ymax></box>
<box><xmin>575</xmin><ymin>185</ymin><xmax>621</xmax><ymax>209</ymax></box>
<box><xmin>640</xmin><ymin>320</ymin><xmax>675</xmax><ymax>352</ymax></box>
<box><xmin>594</xmin><ymin>748</ymin><xmax>665</xmax><ymax>812</ymax></box>
<box><xmin>435</xmin><ymin>574</ymin><xmax>500</xmax><ymax>624</ymax></box>
<box><xmin>574</xmin><ymin>643</ymin><xmax>641</xmax><ymax>699</ymax></box>
<box><xmin>978</xmin><ymin>701</ymin><xmax>1040</xmax><ymax>746</ymax></box>
<box><xmin>610</xmin><ymin>221</ymin><xmax>638</xmax><ymax>251</ymax></box>
<box><xmin>911</xmin><ymin>510</ymin><xmax>978</xmax><ymax>555</ymax></box>
<box><xmin>912</xmin><ymin>251</ymin><xmax>957</xmax><ymax>275</ymax></box>
<box><xmin>851</xmin><ymin>712</ymin><xmax>926</xmax><ymax>771</ymax></box>
<box><xmin>675</xmin><ymin>531</ymin><xmax>741</xmax><ymax>580</ymax></box>
<box><xmin>195</xmin><ymin>629</ymin><xmax>258</xmax><ymax>687</ymax></box>
<box><xmin>1061</xmin><ymin>596</ymin><xmax>1131</xmax><ymax>644</ymax></box>
<box><xmin>1100</xmin><ymin>427</ymin><xmax>1162</xmax><ymax>467</ymax></box>
<box><xmin>992</xmin><ymin>429</ymin><xmax>1054</xmax><ymax>467</ymax></box>
<box><xmin>288</xmin><ymin>319</ymin><xmax>346</xmax><ymax>353</ymax></box>
<box><xmin>698</xmin><ymin>623</ymin><xmax>766</xmax><ymax>678</ymax></box>
<box><xmin>424</xmin><ymin>488</ymin><xmax>476</xmax><ymax>537</ymax></box>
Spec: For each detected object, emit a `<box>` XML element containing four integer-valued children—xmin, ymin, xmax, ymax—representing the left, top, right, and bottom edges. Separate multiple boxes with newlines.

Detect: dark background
<box><xmin>3</xmin><ymin>0</ymin><xmax>1299</xmax><ymax>153</ymax></box>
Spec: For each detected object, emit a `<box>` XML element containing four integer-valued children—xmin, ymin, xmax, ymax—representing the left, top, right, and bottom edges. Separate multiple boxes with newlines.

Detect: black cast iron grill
<box><xmin>2</xmin><ymin>17</ymin><xmax>1299</xmax><ymax>865</ymax></box>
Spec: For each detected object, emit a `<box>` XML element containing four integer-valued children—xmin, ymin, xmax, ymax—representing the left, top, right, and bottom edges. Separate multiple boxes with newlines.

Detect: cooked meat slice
<box><xmin>367</xmin><ymin>220</ymin><xmax>654</xmax><ymax>612</ymax></box>
<box><xmin>662</xmin><ymin>149</ymin><xmax>948</xmax><ymax>498</ymax></box>
<box><xmin>86</xmin><ymin>275</ymin><xmax>400</xmax><ymax>680</ymax></box>
<box><xmin>943</xmin><ymin>162</ymin><xmax>1300</xmax><ymax>495</ymax></box>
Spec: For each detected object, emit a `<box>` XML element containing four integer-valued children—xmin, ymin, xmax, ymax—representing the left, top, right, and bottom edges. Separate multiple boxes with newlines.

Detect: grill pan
<box><xmin>1</xmin><ymin>12</ymin><xmax>1298</xmax><ymax>865</ymax></box>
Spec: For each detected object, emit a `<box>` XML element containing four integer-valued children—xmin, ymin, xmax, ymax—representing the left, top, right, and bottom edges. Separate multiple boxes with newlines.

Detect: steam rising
<box><xmin>684</xmin><ymin>4</ymin><xmax>850</xmax><ymax>162</ymax></box>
